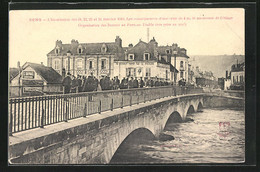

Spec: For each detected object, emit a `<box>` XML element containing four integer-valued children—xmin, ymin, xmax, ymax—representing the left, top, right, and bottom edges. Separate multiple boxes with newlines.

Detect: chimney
<box><xmin>71</xmin><ymin>39</ymin><xmax>79</xmax><ymax>48</ymax></box>
<box><xmin>115</xmin><ymin>36</ymin><xmax>122</xmax><ymax>48</ymax></box>
<box><xmin>226</xmin><ymin>70</ymin><xmax>228</xmax><ymax>78</ymax></box>
<box><xmin>128</xmin><ymin>44</ymin><xmax>133</xmax><ymax>48</ymax></box>
<box><xmin>172</xmin><ymin>43</ymin><xmax>178</xmax><ymax>50</ymax></box>
<box><xmin>56</xmin><ymin>40</ymin><xmax>62</xmax><ymax>47</ymax></box>
<box><xmin>17</xmin><ymin>61</ymin><xmax>20</xmax><ymax>68</ymax></box>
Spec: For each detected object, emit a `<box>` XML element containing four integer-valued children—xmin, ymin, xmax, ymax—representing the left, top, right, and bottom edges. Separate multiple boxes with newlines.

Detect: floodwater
<box><xmin>110</xmin><ymin>108</ymin><xmax>245</xmax><ymax>164</ymax></box>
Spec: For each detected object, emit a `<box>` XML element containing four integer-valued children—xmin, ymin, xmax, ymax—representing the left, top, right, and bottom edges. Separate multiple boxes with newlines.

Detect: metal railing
<box><xmin>8</xmin><ymin>86</ymin><xmax>203</xmax><ymax>135</ymax></box>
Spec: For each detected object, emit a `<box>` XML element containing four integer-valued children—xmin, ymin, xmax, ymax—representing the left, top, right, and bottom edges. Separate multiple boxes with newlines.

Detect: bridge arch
<box><xmin>197</xmin><ymin>102</ymin><xmax>203</xmax><ymax>111</ymax></box>
<box><xmin>163</xmin><ymin>111</ymin><xmax>182</xmax><ymax>131</ymax></box>
<box><xmin>109</xmin><ymin>127</ymin><xmax>155</xmax><ymax>164</ymax></box>
<box><xmin>186</xmin><ymin>105</ymin><xmax>195</xmax><ymax>115</ymax></box>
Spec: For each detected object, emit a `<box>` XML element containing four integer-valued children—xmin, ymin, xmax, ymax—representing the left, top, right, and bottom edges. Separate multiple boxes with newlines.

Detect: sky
<box><xmin>9</xmin><ymin>8</ymin><xmax>244</xmax><ymax>67</ymax></box>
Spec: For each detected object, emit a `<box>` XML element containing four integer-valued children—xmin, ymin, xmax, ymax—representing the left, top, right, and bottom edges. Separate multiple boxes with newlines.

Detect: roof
<box><xmin>122</xmin><ymin>40</ymin><xmax>157</xmax><ymax>61</ymax></box>
<box><xmin>47</xmin><ymin>42</ymin><xmax>124</xmax><ymax>57</ymax></box>
<box><xmin>157</xmin><ymin>58</ymin><xmax>178</xmax><ymax>73</ymax></box>
<box><xmin>156</xmin><ymin>46</ymin><xmax>189</xmax><ymax>58</ymax></box>
<box><xmin>231</xmin><ymin>62</ymin><xmax>245</xmax><ymax>72</ymax></box>
<box><xmin>170</xmin><ymin>64</ymin><xmax>179</xmax><ymax>73</ymax></box>
<box><xmin>23</xmin><ymin>62</ymin><xmax>63</xmax><ymax>84</ymax></box>
<box><xmin>10</xmin><ymin>68</ymin><xmax>20</xmax><ymax>81</ymax></box>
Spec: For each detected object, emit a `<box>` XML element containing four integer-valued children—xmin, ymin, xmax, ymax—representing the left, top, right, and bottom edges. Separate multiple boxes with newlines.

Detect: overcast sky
<box><xmin>9</xmin><ymin>8</ymin><xmax>244</xmax><ymax>67</ymax></box>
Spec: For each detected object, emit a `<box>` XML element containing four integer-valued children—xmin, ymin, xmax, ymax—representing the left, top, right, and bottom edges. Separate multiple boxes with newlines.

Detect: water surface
<box><xmin>110</xmin><ymin>108</ymin><xmax>245</xmax><ymax>164</ymax></box>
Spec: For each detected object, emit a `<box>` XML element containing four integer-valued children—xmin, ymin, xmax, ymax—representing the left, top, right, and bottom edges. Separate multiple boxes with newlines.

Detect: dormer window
<box><xmin>166</xmin><ymin>49</ymin><xmax>170</xmax><ymax>54</ymax></box>
<box><xmin>143</xmin><ymin>53</ymin><xmax>150</xmax><ymax>60</ymax></box>
<box><xmin>55</xmin><ymin>47</ymin><xmax>61</xmax><ymax>54</ymax></box>
<box><xmin>78</xmin><ymin>45</ymin><xmax>83</xmax><ymax>54</ymax></box>
<box><xmin>128</xmin><ymin>54</ymin><xmax>134</xmax><ymax>60</ymax></box>
<box><xmin>55</xmin><ymin>45</ymin><xmax>62</xmax><ymax>55</ymax></box>
<box><xmin>101</xmin><ymin>44</ymin><xmax>107</xmax><ymax>53</ymax></box>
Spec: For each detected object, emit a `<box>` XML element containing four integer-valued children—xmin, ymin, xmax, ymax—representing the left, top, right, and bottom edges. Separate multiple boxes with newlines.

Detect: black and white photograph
<box><xmin>8</xmin><ymin>8</ymin><xmax>247</xmax><ymax>164</ymax></box>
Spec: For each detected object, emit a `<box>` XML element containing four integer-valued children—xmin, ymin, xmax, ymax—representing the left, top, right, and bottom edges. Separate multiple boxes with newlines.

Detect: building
<box><xmin>47</xmin><ymin>36</ymin><xmax>124</xmax><ymax>79</ymax></box>
<box><xmin>114</xmin><ymin>38</ymin><xmax>178</xmax><ymax>82</ymax></box>
<box><xmin>9</xmin><ymin>62</ymin><xmax>63</xmax><ymax>97</ymax></box>
<box><xmin>230</xmin><ymin>61</ymin><xmax>245</xmax><ymax>90</ymax></box>
<box><xmin>156</xmin><ymin>42</ymin><xmax>190</xmax><ymax>82</ymax></box>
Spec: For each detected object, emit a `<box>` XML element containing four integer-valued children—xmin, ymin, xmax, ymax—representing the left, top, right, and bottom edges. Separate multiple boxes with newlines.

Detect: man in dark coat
<box><xmin>71</xmin><ymin>75</ymin><xmax>78</xmax><ymax>93</ymax></box>
<box><xmin>77</xmin><ymin>75</ymin><xmax>82</xmax><ymax>92</ymax></box>
<box><xmin>128</xmin><ymin>77</ymin><xmax>134</xmax><ymax>89</ymax></box>
<box><xmin>62</xmin><ymin>73</ymin><xmax>72</xmax><ymax>94</ymax></box>
<box><xmin>151</xmin><ymin>79</ymin><xmax>154</xmax><ymax>87</ymax></box>
<box><xmin>119</xmin><ymin>77</ymin><xmax>125</xmax><ymax>89</ymax></box>
<box><xmin>154</xmin><ymin>78</ymin><xmax>160</xmax><ymax>87</ymax></box>
<box><xmin>133</xmin><ymin>77</ymin><xmax>139</xmax><ymax>88</ymax></box>
<box><xmin>100</xmin><ymin>76</ymin><xmax>105</xmax><ymax>90</ymax></box>
<box><xmin>139</xmin><ymin>77</ymin><xmax>145</xmax><ymax>88</ymax></box>
<box><xmin>83</xmin><ymin>74</ymin><xmax>96</xmax><ymax>92</ymax></box>
<box><xmin>115</xmin><ymin>76</ymin><xmax>120</xmax><ymax>90</ymax></box>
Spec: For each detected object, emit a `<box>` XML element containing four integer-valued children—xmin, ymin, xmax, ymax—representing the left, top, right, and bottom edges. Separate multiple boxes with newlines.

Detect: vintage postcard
<box><xmin>9</xmin><ymin>8</ymin><xmax>245</xmax><ymax>164</ymax></box>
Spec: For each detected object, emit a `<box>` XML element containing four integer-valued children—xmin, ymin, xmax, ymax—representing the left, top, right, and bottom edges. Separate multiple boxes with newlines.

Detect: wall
<box><xmin>224</xmin><ymin>79</ymin><xmax>231</xmax><ymax>90</ymax></box>
<box><xmin>10</xmin><ymin>66</ymin><xmax>44</xmax><ymax>87</ymax></box>
<box><xmin>114</xmin><ymin>61</ymin><xmax>156</xmax><ymax>80</ymax></box>
<box><xmin>171</xmin><ymin>56</ymin><xmax>188</xmax><ymax>81</ymax></box>
<box><xmin>203</xmin><ymin>95</ymin><xmax>244</xmax><ymax>108</ymax></box>
<box><xmin>231</xmin><ymin>71</ymin><xmax>244</xmax><ymax>84</ymax></box>
<box><xmin>49</xmin><ymin>55</ymin><xmax>115</xmax><ymax>79</ymax></box>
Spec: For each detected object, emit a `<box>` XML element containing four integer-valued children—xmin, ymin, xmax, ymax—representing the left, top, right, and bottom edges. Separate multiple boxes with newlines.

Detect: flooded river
<box><xmin>110</xmin><ymin>108</ymin><xmax>245</xmax><ymax>164</ymax></box>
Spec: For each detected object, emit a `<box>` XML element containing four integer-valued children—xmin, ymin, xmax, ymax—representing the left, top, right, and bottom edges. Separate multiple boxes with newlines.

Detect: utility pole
<box><xmin>147</xmin><ymin>28</ymin><xmax>149</xmax><ymax>42</ymax></box>
<box><xmin>173</xmin><ymin>50</ymin><xmax>177</xmax><ymax>85</ymax></box>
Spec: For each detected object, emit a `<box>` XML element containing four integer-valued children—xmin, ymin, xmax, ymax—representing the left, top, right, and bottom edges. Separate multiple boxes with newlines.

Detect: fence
<box><xmin>9</xmin><ymin>86</ymin><xmax>203</xmax><ymax>135</ymax></box>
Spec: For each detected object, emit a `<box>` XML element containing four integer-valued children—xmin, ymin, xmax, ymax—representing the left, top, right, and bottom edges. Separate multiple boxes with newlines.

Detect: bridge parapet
<box><xmin>9</xmin><ymin>94</ymin><xmax>204</xmax><ymax>164</ymax></box>
<box><xmin>9</xmin><ymin>86</ymin><xmax>203</xmax><ymax>135</ymax></box>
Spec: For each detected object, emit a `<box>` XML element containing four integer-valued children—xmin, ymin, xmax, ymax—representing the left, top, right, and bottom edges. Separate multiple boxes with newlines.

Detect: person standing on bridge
<box><xmin>155</xmin><ymin>77</ymin><xmax>160</xmax><ymax>87</ymax></box>
<box><xmin>139</xmin><ymin>77</ymin><xmax>145</xmax><ymax>88</ymax></box>
<box><xmin>128</xmin><ymin>77</ymin><xmax>134</xmax><ymax>89</ymax></box>
<box><xmin>133</xmin><ymin>77</ymin><xmax>139</xmax><ymax>88</ymax></box>
<box><xmin>71</xmin><ymin>75</ymin><xmax>78</xmax><ymax>93</ymax></box>
<box><xmin>62</xmin><ymin>73</ymin><xmax>72</xmax><ymax>94</ymax></box>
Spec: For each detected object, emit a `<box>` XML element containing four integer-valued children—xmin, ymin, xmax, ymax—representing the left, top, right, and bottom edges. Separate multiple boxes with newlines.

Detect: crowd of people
<box><xmin>62</xmin><ymin>73</ymin><xmax>174</xmax><ymax>94</ymax></box>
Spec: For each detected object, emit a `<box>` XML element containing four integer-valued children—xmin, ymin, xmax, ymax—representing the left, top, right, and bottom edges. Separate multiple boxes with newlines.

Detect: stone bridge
<box><xmin>9</xmin><ymin>94</ymin><xmax>204</xmax><ymax>164</ymax></box>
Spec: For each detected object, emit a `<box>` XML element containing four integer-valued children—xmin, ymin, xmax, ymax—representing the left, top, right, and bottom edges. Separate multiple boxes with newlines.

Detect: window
<box><xmin>166</xmin><ymin>49</ymin><xmax>170</xmax><ymax>54</ymax></box>
<box><xmin>128</xmin><ymin>54</ymin><xmax>134</xmax><ymax>60</ymax></box>
<box><xmin>126</xmin><ymin>68</ymin><xmax>136</xmax><ymax>77</ymax></box>
<box><xmin>166</xmin><ymin>70</ymin><xmax>168</xmax><ymax>79</ymax></box>
<box><xmin>54</xmin><ymin>59</ymin><xmax>60</xmax><ymax>70</ymax></box>
<box><xmin>233</xmin><ymin>76</ymin><xmax>235</xmax><ymax>83</ymax></box>
<box><xmin>180</xmin><ymin>61</ymin><xmax>183</xmax><ymax>68</ymax></box>
<box><xmin>180</xmin><ymin>71</ymin><xmax>183</xmax><ymax>78</ymax></box>
<box><xmin>64</xmin><ymin>59</ymin><xmax>71</xmax><ymax>70</ymax></box>
<box><xmin>144</xmin><ymin>53</ymin><xmax>150</xmax><ymax>60</ymax></box>
<box><xmin>55</xmin><ymin>49</ymin><xmax>59</xmax><ymax>54</ymax></box>
<box><xmin>78</xmin><ymin>48</ymin><xmax>82</xmax><ymax>54</ymax></box>
<box><xmin>89</xmin><ymin>61</ymin><xmax>93</xmax><ymax>69</ymax></box>
<box><xmin>23</xmin><ymin>71</ymin><xmax>35</xmax><ymax>79</ymax></box>
<box><xmin>76</xmin><ymin>59</ymin><xmax>83</xmax><ymax>69</ymax></box>
<box><xmin>101</xmin><ymin>59</ymin><xmax>106</xmax><ymax>69</ymax></box>
<box><xmin>145</xmin><ymin>68</ymin><xmax>151</xmax><ymax>77</ymax></box>
<box><xmin>237</xmin><ymin>76</ymin><xmax>238</xmax><ymax>83</ymax></box>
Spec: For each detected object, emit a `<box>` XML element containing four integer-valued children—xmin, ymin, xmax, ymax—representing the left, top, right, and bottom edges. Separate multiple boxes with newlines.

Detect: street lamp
<box><xmin>173</xmin><ymin>50</ymin><xmax>177</xmax><ymax>85</ymax></box>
